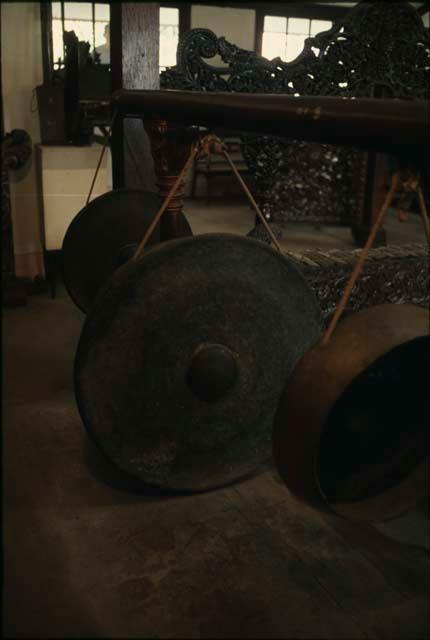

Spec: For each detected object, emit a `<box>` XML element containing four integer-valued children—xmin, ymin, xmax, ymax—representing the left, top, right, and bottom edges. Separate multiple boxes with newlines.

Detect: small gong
<box><xmin>75</xmin><ymin>233</ymin><xmax>322</xmax><ymax>492</ymax></box>
<box><xmin>62</xmin><ymin>189</ymin><xmax>193</xmax><ymax>313</ymax></box>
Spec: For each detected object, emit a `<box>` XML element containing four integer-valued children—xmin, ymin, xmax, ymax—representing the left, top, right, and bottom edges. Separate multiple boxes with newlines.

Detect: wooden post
<box><xmin>351</xmin><ymin>84</ymin><xmax>389</xmax><ymax>248</ymax></box>
<box><xmin>1</xmin><ymin>7</ymin><xmax>27</xmax><ymax>306</ymax></box>
<box><xmin>110</xmin><ymin>3</ymin><xmax>195</xmax><ymax>240</ymax></box>
<box><xmin>40</xmin><ymin>1</ymin><xmax>53</xmax><ymax>86</ymax></box>
<box><xmin>143</xmin><ymin>120</ymin><xmax>199</xmax><ymax>240</ymax></box>
<box><xmin>110</xmin><ymin>3</ymin><xmax>160</xmax><ymax>191</ymax></box>
<box><xmin>351</xmin><ymin>152</ymin><xmax>388</xmax><ymax>248</ymax></box>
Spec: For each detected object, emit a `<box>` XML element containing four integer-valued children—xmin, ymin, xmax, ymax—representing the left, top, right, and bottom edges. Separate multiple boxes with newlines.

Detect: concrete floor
<box><xmin>3</xmin><ymin>202</ymin><xmax>430</xmax><ymax>638</ymax></box>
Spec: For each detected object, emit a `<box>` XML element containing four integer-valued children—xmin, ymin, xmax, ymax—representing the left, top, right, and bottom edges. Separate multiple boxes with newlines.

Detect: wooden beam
<box><xmin>254</xmin><ymin>9</ymin><xmax>264</xmax><ymax>54</ymax></box>
<box><xmin>189</xmin><ymin>2</ymin><xmax>349</xmax><ymax>21</ymax></box>
<box><xmin>110</xmin><ymin>3</ymin><xmax>160</xmax><ymax>191</ymax></box>
<box><xmin>40</xmin><ymin>2</ymin><xmax>53</xmax><ymax>85</ymax></box>
<box><xmin>179</xmin><ymin>3</ymin><xmax>191</xmax><ymax>36</ymax></box>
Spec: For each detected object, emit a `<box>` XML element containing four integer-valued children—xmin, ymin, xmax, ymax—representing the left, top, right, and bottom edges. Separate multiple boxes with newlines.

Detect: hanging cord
<box><xmin>86</xmin><ymin>110</ymin><xmax>118</xmax><ymax>206</ymax></box>
<box><xmin>124</xmin><ymin>126</ymin><xmax>146</xmax><ymax>186</ymax></box>
<box><xmin>416</xmin><ymin>185</ymin><xmax>430</xmax><ymax>247</ymax></box>
<box><xmin>322</xmin><ymin>171</ymin><xmax>400</xmax><ymax>346</ymax></box>
<box><xmin>132</xmin><ymin>132</ymin><xmax>283</xmax><ymax>260</ymax></box>
<box><xmin>220</xmin><ymin>141</ymin><xmax>282</xmax><ymax>253</ymax></box>
<box><xmin>133</xmin><ymin>142</ymin><xmax>200</xmax><ymax>260</ymax></box>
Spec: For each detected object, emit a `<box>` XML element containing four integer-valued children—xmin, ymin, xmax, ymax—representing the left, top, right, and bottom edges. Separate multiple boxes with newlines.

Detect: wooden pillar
<box><xmin>351</xmin><ymin>152</ymin><xmax>388</xmax><ymax>248</ymax></box>
<box><xmin>351</xmin><ymin>84</ymin><xmax>389</xmax><ymax>248</ymax></box>
<box><xmin>1</xmin><ymin>6</ymin><xmax>27</xmax><ymax>306</ymax></box>
<box><xmin>40</xmin><ymin>1</ymin><xmax>53</xmax><ymax>85</ymax></box>
<box><xmin>143</xmin><ymin>120</ymin><xmax>199</xmax><ymax>240</ymax></box>
<box><xmin>110</xmin><ymin>3</ymin><xmax>160</xmax><ymax>191</ymax></box>
<box><xmin>110</xmin><ymin>3</ymin><xmax>195</xmax><ymax>241</ymax></box>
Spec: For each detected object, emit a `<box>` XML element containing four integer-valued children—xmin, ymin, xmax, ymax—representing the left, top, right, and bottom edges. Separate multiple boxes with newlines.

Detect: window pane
<box><xmin>95</xmin><ymin>3</ymin><xmax>110</xmax><ymax>21</ymax></box>
<box><xmin>310</xmin><ymin>20</ymin><xmax>332</xmax><ymax>36</ymax></box>
<box><xmin>94</xmin><ymin>22</ymin><xmax>110</xmax><ymax>51</ymax></box>
<box><xmin>262</xmin><ymin>32</ymin><xmax>287</xmax><ymax>60</ymax></box>
<box><xmin>64</xmin><ymin>19</ymin><xmax>94</xmax><ymax>44</ymax></box>
<box><xmin>52</xmin><ymin>2</ymin><xmax>62</xmax><ymax>19</ymax></box>
<box><xmin>264</xmin><ymin>16</ymin><xmax>287</xmax><ymax>33</ymax></box>
<box><xmin>160</xmin><ymin>24</ymin><xmax>179</xmax><ymax>67</ymax></box>
<box><xmin>160</xmin><ymin>7</ymin><xmax>179</xmax><ymax>25</ymax></box>
<box><xmin>52</xmin><ymin>18</ymin><xmax>64</xmax><ymax>65</ymax></box>
<box><xmin>64</xmin><ymin>2</ymin><xmax>92</xmax><ymax>20</ymax></box>
<box><xmin>288</xmin><ymin>18</ymin><xmax>310</xmax><ymax>35</ymax></box>
<box><xmin>285</xmin><ymin>34</ymin><xmax>307</xmax><ymax>62</ymax></box>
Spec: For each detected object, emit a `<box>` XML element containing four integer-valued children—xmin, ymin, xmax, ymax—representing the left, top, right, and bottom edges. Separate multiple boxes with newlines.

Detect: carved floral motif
<box><xmin>160</xmin><ymin>1</ymin><xmax>429</xmax><ymax>225</ymax></box>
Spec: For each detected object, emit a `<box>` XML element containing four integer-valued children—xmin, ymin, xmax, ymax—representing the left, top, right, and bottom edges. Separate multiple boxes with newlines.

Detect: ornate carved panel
<box><xmin>160</xmin><ymin>1</ymin><xmax>430</xmax><ymax>226</ymax></box>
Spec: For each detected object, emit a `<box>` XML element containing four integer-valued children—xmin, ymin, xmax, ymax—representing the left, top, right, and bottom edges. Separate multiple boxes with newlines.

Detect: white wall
<box><xmin>191</xmin><ymin>5</ymin><xmax>256</xmax><ymax>52</ymax></box>
<box><xmin>2</xmin><ymin>2</ymin><xmax>45</xmax><ymax>278</ymax></box>
<box><xmin>40</xmin><ymin>145</ymin><xmax>110</xmax><ymax>251</ymax></box>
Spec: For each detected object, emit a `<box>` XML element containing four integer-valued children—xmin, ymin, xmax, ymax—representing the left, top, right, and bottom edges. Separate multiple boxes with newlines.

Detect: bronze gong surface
<box><xmin>74</xmin><ymin>233</ymin><xmax>322</xmax><ymax>492</ymax></box>
<box><xmin>317</xmin><ymin>334</ymin><xmax>429</xmax><ymax>507</ymax></box>
<box><xmin>273</xmin><ymin>303</ymin><xmax>429</xmax><ymax>521</ymax></box>
<box><xmin>62</xmin><ymin>189</ymin><xmax>161</xmax><ymax>313</ymax></box>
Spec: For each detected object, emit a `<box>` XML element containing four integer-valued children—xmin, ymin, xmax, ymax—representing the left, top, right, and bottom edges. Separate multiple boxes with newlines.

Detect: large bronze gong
<box><xmin>75</xmin><ymin>233</ymin><xmax>322</xmax><ymax>492</ymax></box>
<box><xmin>62</xmin><ymin>189</ymin><xmax>192</xmax><ymax>313</ymax></box>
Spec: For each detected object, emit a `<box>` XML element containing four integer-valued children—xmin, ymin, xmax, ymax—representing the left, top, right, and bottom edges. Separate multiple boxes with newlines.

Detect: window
<box><xmin>49</xmin><ymin>3</ymin><xmax>181</xmax><ymax>72</ymax></box>
<box><xmin>262</xmin><ymin>16</ymin><xmax>332</xmax><ymax>62</ymax></box>
<box><xmin>51</xmin><ymin>2</ymin><xmax>110</xmax><ymax>69</ymax></box>
<box><xmin>160</xmin><ymin>6</ymin><xmax>180</xmax><ymax>72</ymax></box>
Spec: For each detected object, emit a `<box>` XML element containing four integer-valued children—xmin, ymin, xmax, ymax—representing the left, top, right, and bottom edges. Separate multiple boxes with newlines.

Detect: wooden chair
<box><xmin>190</xmin><ymin>135</ymin><xmax>249</xmax><ymax>202</ymax></box>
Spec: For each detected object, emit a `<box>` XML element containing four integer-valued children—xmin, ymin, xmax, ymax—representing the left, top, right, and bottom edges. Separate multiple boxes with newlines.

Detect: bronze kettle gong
<box><xmin>273</xmin><ymin>303</ymin><xmax>429</xmax><ymax>522</ymax></box>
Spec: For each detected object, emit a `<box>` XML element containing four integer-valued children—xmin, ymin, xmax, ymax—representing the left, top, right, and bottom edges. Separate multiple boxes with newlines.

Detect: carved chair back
<box><xmin>160</xmin><ymin>1</ymin><xmax>429</xmax><ymax>227</ymax></box>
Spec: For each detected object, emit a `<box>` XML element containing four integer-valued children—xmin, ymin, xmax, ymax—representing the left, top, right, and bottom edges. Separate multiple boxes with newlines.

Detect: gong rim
<box><xmin>62</xmin><ymin>189</ymin><xmax>163</xmax><ymax>313</ymax></box>
<box><xmin>273</xmin><ymin>303</ymin><xmax>429</xmax><ymax>522</ymax></box>
<box><xmin>75</xmin><ymin>233</ymin><xmax>323</xmax><ymax>492</ymax></box>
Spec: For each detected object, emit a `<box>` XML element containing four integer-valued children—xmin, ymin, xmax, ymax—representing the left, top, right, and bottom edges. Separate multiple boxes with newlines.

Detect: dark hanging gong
<box><xmin>62</xmin><ymin>189</ymin><xmax>193</xmax><ymax>313</ymax></box>
<box><xmin>75</xmin><ymin>233</ymin><xmax>322</xmax><ymax>492</ymax></box>
<box><xmin>273</xmin><ymin>304</ymin><xmax>429</xmax><ymax>522</ymax></box>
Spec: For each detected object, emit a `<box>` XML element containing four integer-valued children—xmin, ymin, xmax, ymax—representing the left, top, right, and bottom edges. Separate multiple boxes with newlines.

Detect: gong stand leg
<box><xmin>323</xmin><ymin>172</ymin><xmax>400</xmax><ymax>345</ymax></box>
<box><xmin>395</xmin><ymin>170</ymin><xmax>430</xmax><ymax>246</ymax></box>
<box><xmin>352</xmin><ymin>152</ymin><xmax>388</xmax><ymax>248</ymax></box>
<box><xmin>144</xmin><ymin>120</ymin><xmax>200</xmax><ymax>242</ymax></box>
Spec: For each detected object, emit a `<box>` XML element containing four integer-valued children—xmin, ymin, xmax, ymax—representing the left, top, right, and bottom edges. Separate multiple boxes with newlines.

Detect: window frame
<box><xmin>41</xmin><ymin>1</ymin><xmax>191</xmax><ymax>83</ymax></box>
<box><xmin>49</xmin><ymin>2</ymin><xmax>110</xmax><ymax>70</ymax></box>
<box><xmin>254</xmin><ymin>3</ymin><xmax>348</xmax><ymax>55</ymax></box>
<box><xmin>260</xmin><ymin>15</ymin><xmax>334</xmax><ymax>63</ymax></box>
<box><xmin>159</xmin><ymin>3</ymin><xmax>190</xmax><ymax>72</ymax></box>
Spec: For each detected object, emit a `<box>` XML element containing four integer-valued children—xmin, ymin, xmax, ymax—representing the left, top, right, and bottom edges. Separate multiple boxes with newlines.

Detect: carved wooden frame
<box><xmin>160</xmin><ymin>1</ymin><xmax>430</xmax><ymax>239</ymax></box>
